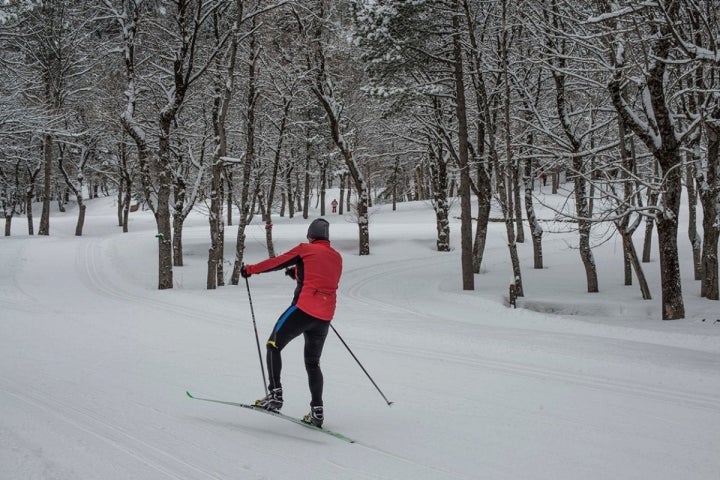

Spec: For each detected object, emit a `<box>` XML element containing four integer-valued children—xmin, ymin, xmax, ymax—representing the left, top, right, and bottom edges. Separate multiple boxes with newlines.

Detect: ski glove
<box><xmin>285</xmin><ymin>267</ymin><xmax>297</xmax><ymax>280</ymax></box>
<box><xmin>240</xmin><ymin>265</ymin><xmax>251</xmax><ymax>278</ymax></box>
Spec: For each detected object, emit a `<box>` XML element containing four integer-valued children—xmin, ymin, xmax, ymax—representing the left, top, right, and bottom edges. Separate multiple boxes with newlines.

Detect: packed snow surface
<box><xmin>2</xmin><ymin>190</ymin><xmax>719</xmax><ymax>479</ymax></box>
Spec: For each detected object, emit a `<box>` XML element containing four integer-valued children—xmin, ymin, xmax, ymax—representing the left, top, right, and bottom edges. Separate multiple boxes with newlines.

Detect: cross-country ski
<box><xmin>186</xmin><ymin>391</ymin><xmax>355</xmax><ymax>443</ymax></box>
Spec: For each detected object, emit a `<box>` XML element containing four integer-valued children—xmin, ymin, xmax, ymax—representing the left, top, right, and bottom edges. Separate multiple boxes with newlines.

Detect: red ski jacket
<box><xmin>245</xmin><ymin>240</ymin><xmax>342</xmax><ymax>321</ymax></box>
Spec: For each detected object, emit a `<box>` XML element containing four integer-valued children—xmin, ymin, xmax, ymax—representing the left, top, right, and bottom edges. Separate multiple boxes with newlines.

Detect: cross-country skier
<box><xmin>241</xmin><ymin>218</ymin><xmax>342</xmax><ymax>428</ymax></box>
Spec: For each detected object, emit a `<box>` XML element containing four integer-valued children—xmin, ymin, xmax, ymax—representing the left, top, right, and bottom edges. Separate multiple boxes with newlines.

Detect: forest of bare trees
<box><xmin>1</xmin><ymin>0</ymin><xmax>718</xmax><ymax>320</ymax></box>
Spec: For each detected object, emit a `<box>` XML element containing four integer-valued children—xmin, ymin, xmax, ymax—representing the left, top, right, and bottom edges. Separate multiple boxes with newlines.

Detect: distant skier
<box><xmin>241</xmin><ymin>218</ymin><xmax>342</xmax><ymax>427</ymax></box>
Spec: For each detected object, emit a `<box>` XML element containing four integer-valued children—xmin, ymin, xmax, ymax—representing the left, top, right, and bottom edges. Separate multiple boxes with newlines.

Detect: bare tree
<box><xmin>206</xmin><ymin>1</ymin><xmax>242</xmax><ymax>289</ymax></box>
<box><xmin>598</xmin><ymin>2</ymin><xmax>711</xmax><ymax>319</ymax></box>
<box><xmin>57</xmin><ymin>137</ymin><xmax>95</xmax><ymax>236</ymax></box>
<box><xmin>260</xmin><ymin>70</ymin><xmax>297</xmax><ymax>257</ymax></box>
<box><xmin>306</xmin><ymin>1</ymin><xmax>370</xmax><ymax>255</ymax></box>
<box><xmin>3</xmin><ymin>1</ymin><xmax>92</xmax><ymax>236</ymax></box>
<box><xmin>104</xmin><ymin>0</ymin><xmax>227</xmax><ymax>289</ymax></box>
<box><xmin>542</xmin><ymin>0</ymin><xmax>598</xmax><ymax>292</ymax></box>
<box><xmin>229</xmin><ymin>7</ymin><xmax>262</xmax><ymax>285</ymax></box>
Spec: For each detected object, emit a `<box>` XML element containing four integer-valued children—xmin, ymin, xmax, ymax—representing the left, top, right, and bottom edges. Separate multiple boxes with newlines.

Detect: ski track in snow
<box><xmin>342</xmin><ymin>256</ymin><xmax>720</xmax><ymax>412</ymax></box>
<box><xmin>3</xmin><ymin>231</ymin><xmax>470</xmax><ymax>479</ymax></box>
<box><xmin>3</xmin><ymin>198</ymin><xmax>720</xmax><ymax>480</ymax></box>
<box><xmin>0</xmin><ymin>379</ymin><xmax>233</xmax><ymax>480</ymax></box>
<box><xmin>75</xmin><ymin>236</ymin><xmax>236</xmax><ymax>328</ymax></box>
<box><xmin>361</xmin><ymin>342</ymin><xmax>720</xmax><ymax>412</ymax></box>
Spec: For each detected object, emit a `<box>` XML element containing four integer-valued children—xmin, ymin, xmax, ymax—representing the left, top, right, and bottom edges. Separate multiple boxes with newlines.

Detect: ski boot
<box><xmin>254</xmin><ymin>388</ymin><xmax>283</xmax><ymax>412</ymax></box>
<box><xmin>302</xmin><ymin>405</ymin><xmax>324</xmax><ymax>428</ymax></box>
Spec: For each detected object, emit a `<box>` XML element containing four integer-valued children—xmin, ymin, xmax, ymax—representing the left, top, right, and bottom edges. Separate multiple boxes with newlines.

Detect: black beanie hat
<box><xmin>307</xmin><ymin>218</ymin><xmax>330</xmax><ymax>241</ymax></box>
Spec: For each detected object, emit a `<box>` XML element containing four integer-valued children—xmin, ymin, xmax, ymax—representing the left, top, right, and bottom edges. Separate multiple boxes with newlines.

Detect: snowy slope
<box><xmin>1</xmin><ymin>192</ymin><xmax>719</xmax><ymax>480</ymax></box>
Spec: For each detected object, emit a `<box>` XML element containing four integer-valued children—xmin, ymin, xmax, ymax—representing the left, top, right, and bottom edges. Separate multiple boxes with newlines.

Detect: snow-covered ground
<box><xmin>1</xmin><ymin>188</ymin><xmax>719</xmax><ymax>480</ymax></box>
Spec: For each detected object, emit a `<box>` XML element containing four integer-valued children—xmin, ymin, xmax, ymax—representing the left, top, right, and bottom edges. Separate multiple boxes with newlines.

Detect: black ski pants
<box><xmin>266</xmin><ymin>306</ymin><xmax>330</xmax><ymax>407</ymax></box>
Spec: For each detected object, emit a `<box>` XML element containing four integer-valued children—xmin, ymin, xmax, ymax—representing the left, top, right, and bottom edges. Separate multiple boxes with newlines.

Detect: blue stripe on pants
<box><xmin>274</xmin><ymin>306</ymin><xmax>297</xmax><ymax>333</ymax></box>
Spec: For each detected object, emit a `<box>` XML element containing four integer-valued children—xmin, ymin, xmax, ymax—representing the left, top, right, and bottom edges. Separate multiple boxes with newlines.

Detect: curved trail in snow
<box><xmin>3</xmin><ymin>206</ymin><xmax>719</xmax><ymax>480</ymax></box>
<box><xmin>339</xmin><ymin>253</ymin><xmax>720</xmax><ymax>413</ymax></box>
<box><xmin>74</xmin><ymin>236</ymin><xmax>237</xmax><ymax>328</ymax></box>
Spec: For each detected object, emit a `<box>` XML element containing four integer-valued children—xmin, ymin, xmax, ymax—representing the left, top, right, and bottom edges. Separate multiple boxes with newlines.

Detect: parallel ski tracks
<box><xmin>362</xmin><ymin>341</ymin><xmax>720</xmax><ymax>412</ymax></box>
<box><xmin>0</xmin><ymin>378</ymin><xmax>232</xmax><ymax>480</ymax></box>
<box><xmin>75</xmin><ymin>237</ymin><xmax>236</xmax><ymax>328</ymax></box>
<box><xmin>342</xmin><ymin>258</ymin><xmax>720</xmax><ymax>413</ymax></box>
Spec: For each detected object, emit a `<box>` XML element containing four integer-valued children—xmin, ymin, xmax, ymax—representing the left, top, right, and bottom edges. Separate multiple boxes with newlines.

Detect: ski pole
<box><xmin>330</xmin><ymin>324</ymin><xmax>393</xmax><ymax>406</ymax></box>
<box><xmin>245</xmin><ymin>276</ymin><xmax>268</xmax><ymax>396</ymax></box>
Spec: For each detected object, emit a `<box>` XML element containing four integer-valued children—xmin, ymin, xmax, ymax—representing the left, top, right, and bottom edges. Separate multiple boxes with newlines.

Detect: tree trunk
<box><xmin>171</xmin><ymin>173</ymin><xmax>189</xmax><ymax>268</ymax></box>
<box><xmin>472</xmin><ymin>175</ymin><xmax>492</xmax><ymax>273</ymax></box>
<box><xmin>75</xmin><ymin>203</ymin><xmax>86</xmax><ymax>237</ymax></box>
<box><xmin>231</xmin><ymin>26</ymin><xmax>260</xmax><ymax>284</ymax></box>
<box><xmin>339</xmin><ymin>172</ymin><xmax>345</xmax><ymax>215</ymax></box>
<box><xmin>656</xmin><ymin>190</ymin><xmax>684</xmax><ymax>318</ymax></box>
<box><xmin>263</xmin><ymin>95</ymin><xmax>290</xmax><ymax>257</ymax></box>
<box><xmin>496</xmin><ymin>0</ymin><xmax>522</xmax><ymax>296</ymax></box>
<box><xmin>576</xmin><ymin>168</ymin><xmax>598</xmax><ymax>293</ymax></box>
<box><xmin>319</xmin><ymin>160</ymin><xmax>327</xmax><ymax>217</ymax></box>
<box><xmin>522</xmin><ymin>92</ymin><xmax>543</xmax><ymax>269</ymax></box>
<box><xmin>525</xmin><ymin>165</ymin><xmax>543</xmax><ymax>269</ymax></box>
<box><xmin>154</xmin><ymin>174</ymin><xmax>174</xmax><ymax>290</ymax></box>
<box><xmin>391</xmin><ymin>157</ymin><xmax>399</xmax><ymax>211</ymax></box>
<box><xmin>452</xmin><ymin>0</ymin><xmax>474</xmax><ymax>290</ymax></box>
<box><xmin>641</xmin><ymin>213</ymin><xmax>655</xmax><ymax>262</ymax></box>
<box><xmin>26</xmin><ymin>193</ymin><xmax>34</xmax><ymax>235</ymax></box>
<box><xmin>621</xmin><ymin>231</ymin><xmax>652</xmax><ymax>300</ymax></box>
<box><xmin>686</xmin><ymin>148</ymin><xmax>702</xmax><ymax>280</ymax></box>
<box><xmin>117</xmin><ymin>183</ymin><xmax>124</xmax><ymax>227</ymax></box>
<box><xmin>650</xmin><ymin>125</ymin><xmax>684</xmax><ymax>315</ymax></box>
<box><xmin>38</xmin><ymin>134</ymin><xmax>52</xmax><ymax>236</ymax></box>
<box><xmin>462</xmin><ymin>2</ymin><xmax>494</xmax><ymax>275</ymax></box>
<box><xmin>303</xmin><ymin>136</ymin><xmax>311</xmax><ymax>220</ymax></box>
<box><xmin>513</xmin><ymin>161</ymin><xmax>524</xmax><ymax>243</ymax></box>
<box><xmin>226</xmin><ymin>172</ymin><xmax>233</xmax><ymax>226</ymax></box>
<box><xmin>173</xmin><ymin>212</ymin><xmax>183</xmax><ymax>267</ymax></box>
<box><xmin>122</xmin><ymin>178</ymin><xmax>131</xmax><ymax>233</ymax></box>
<box><xmin>414</xmin><ymin>164</ymin><xmax>424</xmax><ymax>200</ymax></box>
<box><xmin>57</xmin><ymin>145</ymin><xmax>87</xmax><ymax>237</ymax></box>
<box><xmin>207</xmin><ymin>158</ymin><xmax>225</xmax><ymax>289</ymax></box>
<box><xmin>288</xmin><ymin>164</ymin><xmax>296</xmax><ymax>218</ymax></box>
<box><xmin>428</xmin><ymin>141</ymin><xmax>450</xmax><ymax>252</ymax></box>
<box><xmin>700</xmin><ymin>120</ymin><xmax>720</xmax><ymax>300</ymax></box>
<box><xmin>701</xmin><ymin>229</ymin><xmax>719</xmax><ymax>300</ymax></box>
<box><xmin>25</xmin><ymin>165</ymin><xmax>40</xmax><ymax>236</ymax></box>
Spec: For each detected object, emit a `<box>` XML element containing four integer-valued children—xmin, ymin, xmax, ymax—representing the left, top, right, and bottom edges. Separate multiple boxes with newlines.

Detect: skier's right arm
<box><xmin>244</xmin><ymin>245</ymin><xmax>303</xmax><ymax>276</ymax></box>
